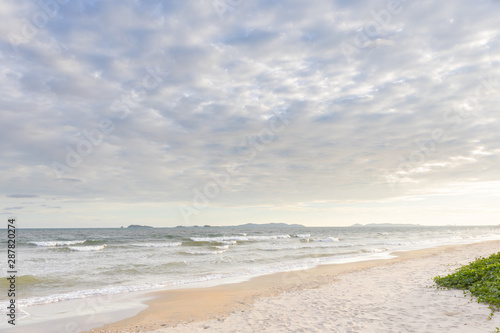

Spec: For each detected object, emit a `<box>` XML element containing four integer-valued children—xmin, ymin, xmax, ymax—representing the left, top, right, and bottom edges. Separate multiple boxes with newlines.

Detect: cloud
<box><xmin>5</xmin><ymin>207</ymin><xmax>23</xmax><ymax>210</ymax></box>
<box><xmin>0</xmin><ymin>0</ymin><xmax>499</xmax><ymax>226</ymax></box>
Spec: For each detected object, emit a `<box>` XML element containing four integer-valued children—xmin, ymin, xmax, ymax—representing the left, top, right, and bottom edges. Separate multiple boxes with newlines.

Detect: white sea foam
<box><xmin>295</xmin><ymin>234</ymin><xmax>311</xmax><ymax>239</ymax></box>
<box><xmin>131</xmin><ymin>242</ymin><xmax>182</xmax><ymax>247</ymax></box>
<box><xmin>184</xmin><ymin>249</ymin><xmax>227</xmax><ymax>255</ymax></box>
<box><xmin>68</xmin><ymin>245</ymin><xmax>107</xmax><ymax>251</ymax></box>
<box><xmin>260</xmin><ymin>242</ymin><xmax>348</xmax><ymax>251</ymax></box>
<box><xmin>29</xmin><ymin>240</ymin><xmax>86</xmax><ymax>247</ymax></box>
<box><xmin>221</xmin><ymin>240</ymin><xmax>237</xmax><ymax>245</ymax></box>
<box><xmin>313</xmin><ymin>237</ymin><xmax>340</xmax><ymax>242</ymax></box>
<box><xmin>190</xmin><ymin>235</ymin><xmax>291</xmax><ymax>242</ymax></box>
<box><xmin>250</xmin><ymin>235</ymin><xmax>291</xmax><ymax>240</ymax></box>
<box><xmin>190</xmin><ymin>236</ymin><xmax>247</xmax><ymax>242</ymax></box>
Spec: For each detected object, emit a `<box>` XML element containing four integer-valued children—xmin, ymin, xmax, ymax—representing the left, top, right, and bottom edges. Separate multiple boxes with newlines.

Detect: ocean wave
<box><xmin>0</xmin><ymin>274</ymin><xmax>45</xmax><ymax>287</ymax></box>
<box><xmin>251</xmin><ymin>235</ymin><xmax>291</xmax><ymax>240</ymax></box>
<box><xmin>313</xmin><ymin>237</ymin><xmax>340</xmax><ymax>242</ymax></box>
<box><xmin>260</xmin><ymin>243</ymin><xmax>348</xmax><ymax>251</ymax></box>
<box><xmin>260</xmin><ymin>245</ymin><xmax>299</xmax><ymax>251</ymax></box>
<box><xmin>214</xmin><ymin>245</ymin><xmax>230</xmax><ymax>250</ymax></box>
<box><xmin>294</xmin><ymin>234</ymin><xmax>311</xmax><ymax>239</ymax></box>
<box><xmin>28</xmin><ymin>240</ymin><xmax>86</xmax><ymax>247</ymax></box>
<box><xmin>190</xmin><ymin>234</ymin><xmax>291</xmax><ymax>242</ymax></box>
<box><xmin>131</xmin><ymin>242</ymin><xmax>182</xmax><ymax>248</ymax></box>
<box><xmin>190</xmin><ymin>236</ymin><xmax>247</xmax><ymax>242</ymax></box>
<box><xmin>68</xmin><ymin>245</ymin><xmax>107</xmax><ymax>252</ymax></box>
<box><xmin>182</xmin><ymin>249</ymin><xmax>227</xmax><ymax>255</ymax></box>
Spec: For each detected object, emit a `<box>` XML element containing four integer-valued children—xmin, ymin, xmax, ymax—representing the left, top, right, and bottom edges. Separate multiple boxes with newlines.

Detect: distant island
<box><xmin>234</xmin><ymin>223</ymin><xmax>305</xmax><ymax>228</ymax></box>
<box><xmin>350</xmin><ymin>223</ymin><xmax>420</xmax><ymax>227</ymax></box>
<box><xmin>127</xmin><ymin>223</ymin><xmax>304</xmax><ymax>228</ymax></box>
<box><xmin>123</xmin><ymin>223</ymin><xmax>422</xmax><ymax>229</ymax></box>
<box><xmin>127</xmin><ymin>224</ymin><xmax>154</xmax><ymax>229</ymax></box>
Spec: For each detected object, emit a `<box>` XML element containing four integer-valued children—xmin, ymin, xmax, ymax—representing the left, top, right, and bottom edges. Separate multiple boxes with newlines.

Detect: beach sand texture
<box><xmin>91</xmin><ymin>241</ymin><xmax>500</xmax><ymax>333</ymax></box>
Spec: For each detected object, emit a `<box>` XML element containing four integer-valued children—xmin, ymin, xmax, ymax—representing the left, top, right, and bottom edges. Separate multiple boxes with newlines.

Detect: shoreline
<box><xmin>86</xmin><ymin>240</ymin><xmax>500</xmax><ymax>332</ymax></box>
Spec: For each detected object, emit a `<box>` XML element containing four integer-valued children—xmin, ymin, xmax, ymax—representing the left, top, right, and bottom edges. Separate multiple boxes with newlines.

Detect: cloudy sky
<box><xmin>1</xmin><ymin>0</ymin><xmax>499</xmax><ymax>228</ymax></box>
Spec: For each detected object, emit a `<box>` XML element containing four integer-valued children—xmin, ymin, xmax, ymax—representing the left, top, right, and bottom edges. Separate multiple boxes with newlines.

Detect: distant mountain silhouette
<box><xmin>235</xmin><ymin>223</ymin><xmax>305</xmax><ymax>228</ymax></box>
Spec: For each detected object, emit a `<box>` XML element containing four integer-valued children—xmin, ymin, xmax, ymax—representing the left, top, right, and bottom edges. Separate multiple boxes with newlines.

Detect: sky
<box><xmin>1</xmin><ymin>0</ymin><xmax>499</xmax><ymax>228</ymax></box>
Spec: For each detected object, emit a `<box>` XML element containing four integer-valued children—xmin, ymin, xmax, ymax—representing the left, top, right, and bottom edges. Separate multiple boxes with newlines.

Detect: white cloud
<box><xmin>1</xmin><ymin>0</ymin><xmax>499</xmax><ymax>226</ymax></box>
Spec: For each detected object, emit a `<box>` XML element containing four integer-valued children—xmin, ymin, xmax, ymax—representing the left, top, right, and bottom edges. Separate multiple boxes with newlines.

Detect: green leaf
<box><xmin>434</xmin><ymin>252</ymin><xmax>500</xmax><ymax>312</ymax></box>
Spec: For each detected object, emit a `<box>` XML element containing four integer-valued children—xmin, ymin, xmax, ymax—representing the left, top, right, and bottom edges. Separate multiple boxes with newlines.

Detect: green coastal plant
<box><xmin>434</xmin><ymin>252</ymin><xmax>500</xmax><ymax>313</ymax></box>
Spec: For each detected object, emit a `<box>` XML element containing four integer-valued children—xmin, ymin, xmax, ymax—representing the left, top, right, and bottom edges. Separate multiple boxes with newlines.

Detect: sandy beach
<box><xmin>86</xmin><ymin>240</ymin><xmax>500</xmax><ymax>333</ymax></box>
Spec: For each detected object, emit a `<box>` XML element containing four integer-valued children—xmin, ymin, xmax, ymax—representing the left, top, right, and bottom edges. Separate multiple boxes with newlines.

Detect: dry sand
<box><xmin>88</xmin><ymin>241</ymin><xmax>500</xmax><ymax>333</ymax></box>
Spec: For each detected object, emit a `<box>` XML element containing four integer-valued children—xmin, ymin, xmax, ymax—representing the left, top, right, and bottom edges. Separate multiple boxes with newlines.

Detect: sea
<box><xmin>1</xmin><ymin>224</ymin><xmax>500</xmax><ymax>327</ymax></box>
